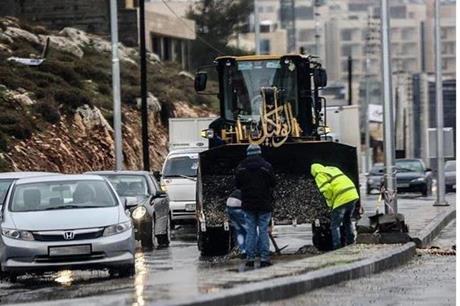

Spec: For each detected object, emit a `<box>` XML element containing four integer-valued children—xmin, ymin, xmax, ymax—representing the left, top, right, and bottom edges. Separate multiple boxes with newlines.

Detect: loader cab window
<box><xmin>222</xmin><ymin>59</ymin><xmax>299</xmax><ymax>121</ymax></box>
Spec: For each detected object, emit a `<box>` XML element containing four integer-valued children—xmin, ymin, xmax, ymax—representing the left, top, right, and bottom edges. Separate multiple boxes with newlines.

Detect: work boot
<box><xmin>260</xmin><ymin>261</ymin><xmax>272</xmax><ymax>268</ymax></box>
<box><xmin>245</xmin><ymin>261</ymin><xmax>255</xmax><ymax>269</ymax></box>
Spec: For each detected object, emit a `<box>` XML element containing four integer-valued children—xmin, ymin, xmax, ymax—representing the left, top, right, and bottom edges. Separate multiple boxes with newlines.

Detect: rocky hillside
<box><xmin>0</xmin><ymin>17</ymin><xmax>217</xmax><ymax>172</ymax></box>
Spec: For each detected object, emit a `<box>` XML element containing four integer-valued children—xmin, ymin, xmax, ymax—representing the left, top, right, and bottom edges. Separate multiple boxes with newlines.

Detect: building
<box><xmin>0</xmin><ymin>0</ymin><xmax>138</xmax><ymax>46</ymax></box>
<box><xmin>145</xmin><ymin>2</ymin><xmax>196</xmax><ymax>69</ymax></box>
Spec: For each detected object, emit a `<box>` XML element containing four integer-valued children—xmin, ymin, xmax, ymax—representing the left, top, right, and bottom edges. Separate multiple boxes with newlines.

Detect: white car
<box><xmin>160</xmin><ymin>148</ymin><xmax>204</xmax><ymax>227</ymax></box>
<box><xmin>0</xmin><ymin>175</ymin><xmax>135</xmax><ymax>282</ymax></box>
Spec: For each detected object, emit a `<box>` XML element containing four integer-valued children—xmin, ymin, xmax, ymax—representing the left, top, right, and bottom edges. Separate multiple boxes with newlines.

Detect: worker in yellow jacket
<box><xmin>311</xmin><ymin>163</ymin><xmax>360</xmax><ymax>250</ymax></box>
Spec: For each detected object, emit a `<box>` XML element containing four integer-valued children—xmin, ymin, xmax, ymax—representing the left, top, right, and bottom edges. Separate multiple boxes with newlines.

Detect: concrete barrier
<box><xmin>411</xmin><ymin>206</ymin><xmax>456</xmax><ymax>248</ymax></box>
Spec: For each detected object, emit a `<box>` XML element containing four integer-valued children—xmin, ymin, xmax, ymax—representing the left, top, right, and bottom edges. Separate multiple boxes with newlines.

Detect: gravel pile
<box><xmin>202</xmin><ymin>173</ymin><xmax>330</xmax><ymax>226</ymax></box>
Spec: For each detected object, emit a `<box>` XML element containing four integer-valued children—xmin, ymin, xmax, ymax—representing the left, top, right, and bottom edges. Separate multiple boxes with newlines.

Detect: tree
<box><xmin>187</xmin><ymin>0</ymin><xmax>252</xmax><ymax>69</ymax></box>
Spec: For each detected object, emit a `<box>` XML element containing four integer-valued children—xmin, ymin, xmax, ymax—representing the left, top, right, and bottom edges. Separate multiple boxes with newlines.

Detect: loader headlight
<box><xmin>412</xmin><ymin>177</ymin><xmax>426</xmax><ymax>183</ymax></box>
<box><xmin>132</xmin><ymin>206</ymin><xmax>147</xmax><ymax>220</ymax></box>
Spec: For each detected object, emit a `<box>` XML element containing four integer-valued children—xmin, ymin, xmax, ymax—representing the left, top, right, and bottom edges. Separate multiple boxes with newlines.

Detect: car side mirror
<box><xmin>155</xmin><ymin>191</ymin><xmax>167</xmax><ymax>198</ymax></box>
<box><xmin>313</xmin><ymin>68</ymin><xmax>327</xmax><ymax>88</ymax></box>
<box><xmin>194</xmin><ymin>72</ymin><xmax>207</xmax><ymax>92</ymax></box>
<box><xmin>123</xmin><ymin>198</ymin><xmax>128</xmax><ymax>209</ymax></box>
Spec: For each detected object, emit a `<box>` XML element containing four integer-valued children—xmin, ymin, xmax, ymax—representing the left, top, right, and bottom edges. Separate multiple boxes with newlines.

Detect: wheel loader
<box><xmin>193</xmin><ymin>55</ymin><xmax>360</xmax><ymax>256</ymax></box>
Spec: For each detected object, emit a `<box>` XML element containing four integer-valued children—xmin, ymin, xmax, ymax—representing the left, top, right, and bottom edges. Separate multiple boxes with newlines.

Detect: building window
<box><xmin>341</xmin><ymin>29</ymin><xmax>353</xmax><ymax>41</ymax></box>
<box><xmin>298</xmin><ymin>29</ymin><xmax>315</xmax><ymax>42</ymax></box>
<box><xmin>260</xmin><ymin>24</ymin><xmax>271</xmax><ymax>33</ymax></box>
<box><xmin>265</xmin><ymin>6</ymin><xmax>274</xmax><ymax>13</ymax></box>
<box><xmin>260</xmin><ymin>39</ymin><xmax>271</xmax><ymax>55</ymax></box>
<box><xmin>341</xmin><ymin>45</ymin><xmax>352</xmax><ymax>57</ymax></box>
<box><xmin>295</xmin><ymin>6</ymin><xmax>314</xmax><ymax>20</ymax></box>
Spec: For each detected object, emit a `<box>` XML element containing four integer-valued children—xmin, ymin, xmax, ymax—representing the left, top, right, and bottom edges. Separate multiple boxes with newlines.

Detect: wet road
<box><xmin>0</xmin><ymin>190</ymin><xmax>455</xmax><ymax>305</ymax></box>
<box><xmin>259</xmin><ymin>220</ymin><xmax>456</xmax><ymax>306</ymax></box>
<box><xmin>0</xmin><ymin>224</ymin><xmax>313</xmax><ymax>305</ymax></box>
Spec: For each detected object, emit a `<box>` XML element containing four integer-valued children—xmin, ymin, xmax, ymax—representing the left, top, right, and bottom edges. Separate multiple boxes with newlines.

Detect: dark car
<box><xmin>87</xmin><ymin>171</ymin><xmax>170</xmax><ymax>248</ymax></box>
<box><xmin>394</xmin><ymin>159</ymin><xmax>433</xmax><ymax>196</ymax></box>
<box><xmin>445</xmin><ymin>160</ymin><xmax>456</xmax><ymax>192</ymax></box>
<box><xmin>366</xmin><ymin>163</ymin><xmax>384</xmax><ymax>194</ymax></box>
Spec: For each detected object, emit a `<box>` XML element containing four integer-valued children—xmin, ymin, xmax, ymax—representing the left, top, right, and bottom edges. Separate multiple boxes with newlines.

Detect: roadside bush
<box><xmin>54</xmin><ymin>89</ymin><xmax>91</xmax><ymax>110</ymax></box>
<box><xmin>98</xmin><ymin>84</ymin><xmax>111</xmax><ymax>96</ymax></box>
<box><xmin>35</xmin><ymin>102</ymin><xmax>61</xmax><ymax>124</ymax></box>
<box><xmin>0</xmin><ymin>132</ymin><xmax>8</xmax><ymax>152</ymax></box>
<box><xmin>39</xmin><ymin>60</ymin><xmax>82</xmax><ymax>88</ymax></box>
<box><xmin>75</xmin><ymin>63</ymin><xmax>111</xmax><ymax>85</ymax></box>
<box><xmin>121</xmin><ymin>85</ymin><xmax>138</xmax><ymax>105</ymax></box>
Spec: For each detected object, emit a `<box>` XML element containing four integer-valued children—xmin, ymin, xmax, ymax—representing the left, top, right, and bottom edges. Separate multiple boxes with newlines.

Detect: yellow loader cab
<box><xmin>194</xmin><ymin>54</ymin><xmax>360</xmax><ymax>255</ymax></box>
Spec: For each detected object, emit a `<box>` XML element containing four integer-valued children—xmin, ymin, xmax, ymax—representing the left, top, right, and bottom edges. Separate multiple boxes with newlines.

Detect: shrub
<box><xmin>35</xmin><ymin>102</ymin><xmax>61</xmax><ymax>124</ymax></box>
<box><xmin>54</xmin><ymin>89</ymin><xmax>91</xmax><ymax>110</ymax></box>
<box><xmin>0</xmin><ymin>132</ymin><xmax>8</xmax><ymax>152</ymax></box>
<box><xmin>98</xmin><ymin>84</ymin><xmax>112</xmax><ymax>96</ymax></box>
<box><xmin>121</xmin><ymin>85</ymin><xmax>138</xmax><ymax>105</ymax></box>
<box><xmin>39</xmin><ymin>60</ymin><xmax>82</xmax><ymax>88</ymax></box>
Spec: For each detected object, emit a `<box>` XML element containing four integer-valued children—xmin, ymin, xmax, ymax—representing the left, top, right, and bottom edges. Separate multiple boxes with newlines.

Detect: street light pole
<box><xmin>139</xmin><ymin>0</ymin><xmax>150</xmax><ymax>171</ymax></box>
<box><xmin>433</xmin><ymin>0</ymin><xmax>448</xmax><ymax>206</ymax></box>
<box><xmin>380</xmin><ymin>0</ymin><xmax>397</xmax><ymax>213</ymax></box>
<box><xmin>254</xmin><ymin>0</ymin><xmax>260</xmax><ymax>55</ymax></box>
<box><xmin>365</xmin><ymin>56</ymin><xmax>371</xmax><ymax>173</ymax></box>
<box><xmin>109</xmin><ymin>0</ymin><xmax>123</xmax><ymax>170</ymax></box>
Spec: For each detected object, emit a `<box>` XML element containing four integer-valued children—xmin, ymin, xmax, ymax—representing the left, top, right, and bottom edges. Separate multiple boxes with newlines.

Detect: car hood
<box><xmin>445</xmin><ymin>171</ymin><xmax>456</xmax><ymax>178</ymax></box>
<box><xmin>8</xmin><ymin>206</ymin><xmax>121</xmax><ymax>231</ymax></box>
<box><xmin>396</xmin><ymin>172</ymin><xmax>424</xmax><ymax>180</ymax></box>
<box><xmin>163</xmin><ymin>178</ymin><xmax>196</xmax><ymax>202</ymax></box>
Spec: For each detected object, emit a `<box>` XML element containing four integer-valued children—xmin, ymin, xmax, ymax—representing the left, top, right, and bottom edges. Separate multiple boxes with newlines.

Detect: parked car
<box><xmin>87</xmin><ymin>171</ymin><xmax>170</xmax><ymax>249</ymax></box>
<box><xmin>160</xmin><ymin>148</ymin><xmax>203</xmax><ymax>227</ymax></box>
<box><xmin>394</xmin><ymin>159</ymin><xmax>433</xmax><ymax>196</ymax></box>
<box><xmin>366</xmin><ymin>163</ymin><xmax>384</xmax><ymax>194</ymax></box>
<box><xmin>0</xmin><ymin>172</ymin><xmax>56</xmax><ymax>206</ymax></box>
<box><xmin>445</xmin><ymin>160</ymin><xmax>456</xmax><ymax>192</ymax></box>
<box><xmin>0</xmin><ymin>175</ymin><xmax>135</xmax><ymax>282</ymax></box>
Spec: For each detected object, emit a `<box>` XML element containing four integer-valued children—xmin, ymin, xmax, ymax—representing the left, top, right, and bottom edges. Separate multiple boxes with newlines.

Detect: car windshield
<box><xmin>163</xmin><ymin>156</ymin><xmax>198</xmax><ymax>178</ymax></box>
<box><xmin>445</xmin><ymin>161</ymin><xmax>456</xmax><ymax>171</ymax></box>
<box><xmin>396</xmin><ymin>160</ymin><xmax>424</xmax><ymax>173</ymax></box>
<box><xmin>103</xmin><ymin>175</ymin><xmax>149</xmax><ymax>197</ymax></box>
<box><xmin>10</xmin><ymin>180</ymin><xmax>117</xmax><ymax>212</ymax></box>
<box><xmin>0</xmin><ymin>179</ymin><xmax>13</xmax><ymax>205</ymax></box>
<box><xmin>222</xmin><ymin>59</ymin><xmax>299</xmax><ymax>121</ymax></box>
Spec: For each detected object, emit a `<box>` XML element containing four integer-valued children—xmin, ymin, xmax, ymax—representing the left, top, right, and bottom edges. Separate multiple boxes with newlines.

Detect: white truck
<box><xmin>162</xmin><ymin>117</ymin><xmax>215</xmax><ymax>227</ymax></box>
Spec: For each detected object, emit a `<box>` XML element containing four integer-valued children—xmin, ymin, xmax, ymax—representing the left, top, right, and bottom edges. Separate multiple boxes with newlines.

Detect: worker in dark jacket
<box><xmin>236</xmin><ymin>144</ymin><xmax>276</xmax><ymax>268</ymax></box>
<box><xmin>311</xmin><ymin>163</ymin><xmax>359</xmax><ymax>250</ymax></box>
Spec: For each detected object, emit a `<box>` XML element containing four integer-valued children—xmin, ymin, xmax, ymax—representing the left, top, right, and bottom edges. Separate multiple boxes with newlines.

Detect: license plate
<box><xmin>185</xmin><ymin>203</ymin><xmax>196</xmax><ymax>211</ymax></box>
<box><xmin>398</xmin><ymin>183</ymin><xmax>410</xmax><ymax>188</ymax></box>
<box><xmin>49</xmin><ymin>245</ymin><xmax>91</xmax><ymax>256</ymax></box>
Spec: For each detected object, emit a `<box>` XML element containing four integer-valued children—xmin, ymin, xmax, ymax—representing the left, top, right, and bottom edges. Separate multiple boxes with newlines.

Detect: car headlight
<box><xmin>160</xmin><ymin>182</ymin><xmax>167</xmax><ymax>192</ymax></box>
<box><xmin>412</xmin><ymin>177</ymin><xmax>426</xmax><ymax>182</ymax></box>
<box><xmin>103</xmin><ymin>221</ymin><xmax>132</xmax><ymax>236</ymax></box>
<box><xmin>132</xmin><ymin>206</ymin><xmax>147</xmax><ymax>220</ymax></box>
<box><xmin>1</xmin><ymin>228</ymin><xmax>34</xmax><ymax>241</ymax></box>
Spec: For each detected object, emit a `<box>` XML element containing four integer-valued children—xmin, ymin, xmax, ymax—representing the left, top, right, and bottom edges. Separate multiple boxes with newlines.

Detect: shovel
<box><xmin>269</xmin><ymin>232</ymin><xmax>288</xmax><ymax>255</ymax></box>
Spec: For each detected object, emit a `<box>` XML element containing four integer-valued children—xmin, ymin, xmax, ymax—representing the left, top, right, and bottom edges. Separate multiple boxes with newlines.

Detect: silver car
<box><xmin>0</xmin><ymin>175</ymin><xmax>135</xmax><ymax>282</ymax></box>
<box><xmin>0</xmin><ymin>172</ymin><xmax>56</xmax><ymax>206</ymax></box>
<box><xmin>87</xmin><ymin>171</ymin><xmax>170</xmax><ymax>249</ymax></box>
<box><xmin>445</xmin><ymin>160</ymin><xmax>456</xmax><ymax>192</ymax></box>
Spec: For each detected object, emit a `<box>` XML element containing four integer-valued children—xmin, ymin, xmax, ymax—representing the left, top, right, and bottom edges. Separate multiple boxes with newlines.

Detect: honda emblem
<box><xmin>63</xmin><ymin>231</ymin><xmax>75</xmax><ymax>240</ymax></box>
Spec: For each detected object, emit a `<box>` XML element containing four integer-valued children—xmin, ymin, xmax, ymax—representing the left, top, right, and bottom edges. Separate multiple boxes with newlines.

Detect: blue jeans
<box><xmin>331</xmin><ymin>201</ymin><xmax>356</xmax><ymax>250</ymax></box>
<box><xmin>244</xmin><ymin>211</ymin><xmax>272</xmax><ymax>262</ymax></box>
<box><xmin>227</xmin><ymin>207</ymin><xmax>247</xmax><ymax>253</ymax></box>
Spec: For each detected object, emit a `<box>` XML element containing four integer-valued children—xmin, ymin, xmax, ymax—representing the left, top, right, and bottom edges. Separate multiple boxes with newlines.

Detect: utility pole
<box><xmin>139</xmin><ymin>0</ymin><xmax>150</xmax><ymax>171</ymax></box>
<box><xmin>433</xmin><ymin>0</ymin><xmax>448</xmax><ymax>206</ymax></box>
<box><xmin>364</xmin><ymin>56</ymin><xmax>371</xmax><ymax>172</ymax></box>
<box><xmin>314</xmin><ymin>1</ymin><xmax>321</xmax><ymax>57</ymax></box>
<box><xmin>254</xmin><ymin>0</ymin><xmax>260</xmax><ymax>55</ymax></box>
<box><xmin>380</xmin><ymin>0</ymin><xmax>397</xmax><ymax>213</ymax></box>
<box><xmin>347</xmin><ymin>56</ymin><xmax>352</xmax><ymax>106</ymax></box>
<box><xmin>109</xmin><ymin>0</ymin><xmax>123</xmax><ymax>170</ymax></box>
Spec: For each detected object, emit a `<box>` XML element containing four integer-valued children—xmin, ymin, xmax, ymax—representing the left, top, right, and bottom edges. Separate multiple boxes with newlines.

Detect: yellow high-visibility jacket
<box><xmin>311</xmin><ymin>163</ymin><xmax>359</xmax><ymax>210</ymax></box>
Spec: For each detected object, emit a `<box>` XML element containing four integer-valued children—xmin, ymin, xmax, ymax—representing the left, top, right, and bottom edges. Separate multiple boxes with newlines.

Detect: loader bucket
<box><xmin>198</xmin><ymin>141</ymin><xmax>360</xmax><ymax>226</ymax></box>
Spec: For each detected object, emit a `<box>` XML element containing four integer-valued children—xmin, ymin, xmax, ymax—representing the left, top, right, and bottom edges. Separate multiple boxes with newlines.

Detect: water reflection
<box><xmin>133</xmin><ymin>252</ymin><xmax>147</xmax><ymax>306</ymax></box>
<box><xmin>54</xmin><ymin>270</ymin><xmax>74</xmax><ymax>286</ymax></box>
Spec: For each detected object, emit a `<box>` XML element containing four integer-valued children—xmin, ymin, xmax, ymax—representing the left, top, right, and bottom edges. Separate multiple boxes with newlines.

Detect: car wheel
<box><xmin>118</xmin><ymin>264</ymin><xmax>135</xmax><ymax>278</ymax></box>
<box><xmin>140</xmin><ymin>220</ymin><xmax>154</xmax><ymax>249</ymax></box>
<box><xmin>156</xmin><ymin>216</ymin><xmax>171</xmax><ymax>248</ymax></box>
<box><xmin>9</xmin><ymin>273</ymin><xmax>18</xmax><ymax>283</ymax></box>
<box><xmin>446</xmin><ymin>185</ymin><xmax>453</xmax><ymax>193</ymax></box>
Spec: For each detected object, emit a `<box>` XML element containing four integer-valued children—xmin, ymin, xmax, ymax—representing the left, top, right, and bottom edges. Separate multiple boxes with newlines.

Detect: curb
<box><xmin>160</xmin><ymin>242</ymin><xmax>416</xmax><ymax>306</ymax></box>
<box><xmin>411</xmin><ymin>206</ymin><xmax>456</xmax><ymax>248</ymax></box>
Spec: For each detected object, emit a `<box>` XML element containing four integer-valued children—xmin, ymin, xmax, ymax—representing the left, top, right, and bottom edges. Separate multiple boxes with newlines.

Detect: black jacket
<box><xmin>235</xmin><ymin>155</ymin><xmax>276</xmax><ymax>212</ymax></box>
